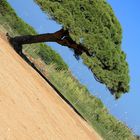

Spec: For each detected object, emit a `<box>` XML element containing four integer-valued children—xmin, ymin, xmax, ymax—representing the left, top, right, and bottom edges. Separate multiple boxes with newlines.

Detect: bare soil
<box><xmin>0</xmin><ymin>36</ymin><xmax>102</xmax><ymax>140</ymax></box>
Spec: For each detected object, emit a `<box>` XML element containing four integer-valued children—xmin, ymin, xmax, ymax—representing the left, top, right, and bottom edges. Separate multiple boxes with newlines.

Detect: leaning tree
<box><xmin>8</xmin><ymin>0</ymin><xmax>130</xmax><ymax>99</ymax></box>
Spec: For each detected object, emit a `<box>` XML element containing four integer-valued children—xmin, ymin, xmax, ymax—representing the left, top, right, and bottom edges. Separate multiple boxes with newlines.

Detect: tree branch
<box><xmin>8</xmin><ymin>28</ymin><xmax>92</xmax><ymax>57</ymax></box>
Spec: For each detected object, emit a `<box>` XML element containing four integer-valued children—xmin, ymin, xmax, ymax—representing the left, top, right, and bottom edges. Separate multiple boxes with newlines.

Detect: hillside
<box><xmin>0</xmin><ymin>1</ymin><xmax>137</xmax><ymax>139</ymax></box>
<box><xmin>0</xmin><ymin>35</ymin><xmax>102</xmax><ymax>140</ymax></box>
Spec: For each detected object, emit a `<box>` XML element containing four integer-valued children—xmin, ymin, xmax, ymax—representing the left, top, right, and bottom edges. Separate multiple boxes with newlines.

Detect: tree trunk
<box><xmin>8</xmin><ymin>28</ymin><xmax>92</xmax><ymax>57</ymax></box>
<box><xmin>10</xmin><ymin>28</ymin><xmax>66</xmax><ymax>45</ymax></box>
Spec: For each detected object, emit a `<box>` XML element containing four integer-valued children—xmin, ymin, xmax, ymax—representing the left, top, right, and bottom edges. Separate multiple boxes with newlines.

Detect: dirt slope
<box><xmin>0</xmin><ymin>36</ymin><xmax>102</xmax><ymax>140</ymax></box>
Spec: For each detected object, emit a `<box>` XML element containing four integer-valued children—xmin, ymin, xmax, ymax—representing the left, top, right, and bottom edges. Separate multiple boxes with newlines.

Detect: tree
<box><xmin>8</xmin><ymin>0</ymin><xmax>130</xmax><ymax>99</ymax></box>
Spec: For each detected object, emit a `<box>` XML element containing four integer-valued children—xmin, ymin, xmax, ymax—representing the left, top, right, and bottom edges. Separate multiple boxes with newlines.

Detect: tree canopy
<box><xmin>34</xmin><ymin>0</ymin><xmax>130</xmax><ymax>98</ymax></box>
<box><xmin>12</xmin><ymin>0</ymin><xmax>130</xmax><ymax>98</ymax></box>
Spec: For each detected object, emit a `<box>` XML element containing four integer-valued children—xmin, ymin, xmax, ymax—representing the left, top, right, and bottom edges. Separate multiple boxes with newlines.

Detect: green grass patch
<box><xmin>45</xmin><ymin>66</ymin><xmax>135</xmax><ymax>140</ymax></box>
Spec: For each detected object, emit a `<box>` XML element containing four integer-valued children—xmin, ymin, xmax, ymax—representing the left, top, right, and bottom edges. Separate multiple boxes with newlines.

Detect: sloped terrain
<box><xmin>0</xmin><ymin>35</ymin><xmax>102</xmax><ymax>140</ymax></box>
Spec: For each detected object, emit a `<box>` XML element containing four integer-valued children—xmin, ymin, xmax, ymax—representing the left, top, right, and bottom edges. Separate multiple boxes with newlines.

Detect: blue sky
<box><xmin>7</xmin><ymin>0</ymin><xmax>140</xmax><ymax>135</ymax></box>
<box><xmin>108</xmin><ymin>0</ymin><xmax>140</xmax><ymax>133</ymax></box>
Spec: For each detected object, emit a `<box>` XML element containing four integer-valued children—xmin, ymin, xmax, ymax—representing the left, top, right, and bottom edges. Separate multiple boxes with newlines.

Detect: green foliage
<box><xmin>38</xmin><ymin>44</ymin><xmax>68</xmax><ymax>70</ymax></box>
<box><xmin>136</xmin><ymin>135</ymin><xmax>140</xmax><ymax>140</ymax></box>
<box><xmin>0</xmin><ymin>0</ymin><xmax>36</xmax><ymax>36</ymax></box>
<box><xmin>44</xmin><ymin>65</ymin><xmax>135</xmax><ymax>140</ymax></box>
<box><xmin>35</xmin><ymin>0</ymin><xmax>130</xmax><ymax>98</ymax></box>
<box><xmin>0</xmin><ymin>0</ymin><xmax>68</xmax><ymax>70</ymax></box>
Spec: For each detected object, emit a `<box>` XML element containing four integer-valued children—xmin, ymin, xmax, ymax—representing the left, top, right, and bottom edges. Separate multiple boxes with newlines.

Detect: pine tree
<box><xmin>9</xmin><ymin>0</ymin><xmax>130</xmax><ymax>99</ymax></box>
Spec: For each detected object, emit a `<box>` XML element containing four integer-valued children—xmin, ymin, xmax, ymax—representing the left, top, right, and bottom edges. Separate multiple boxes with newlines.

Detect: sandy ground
<box><xmin>0</xmin><ymin>36</ymin><xmax>102</xmax><ymax>140</ymax></box>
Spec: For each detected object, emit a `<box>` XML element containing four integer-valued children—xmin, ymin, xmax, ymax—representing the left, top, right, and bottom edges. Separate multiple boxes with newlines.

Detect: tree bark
<box><xmin>10</xmin><ymin>28</ymin><xmax>67</xmax><ymax>45</ymax></box>
<box><xmin>8</xmin><ymin>28</ymin><xmax>92</xmax><ymax>57</ymax></box>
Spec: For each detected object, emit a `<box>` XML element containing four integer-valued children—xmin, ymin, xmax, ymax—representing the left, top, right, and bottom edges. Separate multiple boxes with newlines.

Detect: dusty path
<box><xmin>0</xmin><ymin>36</ymin><xmax>102</xmax><ymax>140</ymax></box>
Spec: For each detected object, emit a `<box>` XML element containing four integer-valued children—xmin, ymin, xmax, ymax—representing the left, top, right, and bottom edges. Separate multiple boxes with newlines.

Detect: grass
<box><xmin>0</xmin><ymin>0</ymin><xmax>68</xmax><ymax>70</ymax></box>
<box><xmin>0</xmin><ymin>0</ymin><xmax>137</xmax><ymax>139</ymax></box>
<box><xmin>46</xmin><ymin>67</ymin><xmax>135</xmax><ymax>140</ymax></box>
<box><xmin>31</xmin><ymin>58</ymin><xmax>136</xmax><ymax>140</ymax></box>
